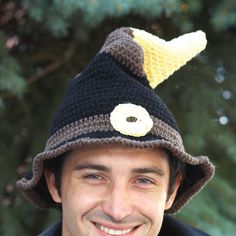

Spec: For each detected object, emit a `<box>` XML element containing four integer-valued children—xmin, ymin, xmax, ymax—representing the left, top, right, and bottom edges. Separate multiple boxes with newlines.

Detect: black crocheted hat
<box><xmin>16</xmin><ymin>27</ymin><xmax>215</xmax><ymax>214</ymax></box>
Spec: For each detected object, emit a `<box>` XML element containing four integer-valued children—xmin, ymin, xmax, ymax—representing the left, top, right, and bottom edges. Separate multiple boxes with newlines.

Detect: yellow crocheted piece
<box><xmin>110</xmin><ymin>103</ymin><xmax>153</xmax><ymax>137</ymax></box>
<box><xmin>131</xmin><ymin>28</ymin><xmax>207</xmax><ymax>88</ymax></box>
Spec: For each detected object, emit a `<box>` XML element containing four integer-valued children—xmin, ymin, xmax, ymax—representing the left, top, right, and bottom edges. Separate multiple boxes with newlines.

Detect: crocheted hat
<box><xmin>16</xmin><ymin>27</ymin><xmax>215</xmax><ymax>214</ymax></box>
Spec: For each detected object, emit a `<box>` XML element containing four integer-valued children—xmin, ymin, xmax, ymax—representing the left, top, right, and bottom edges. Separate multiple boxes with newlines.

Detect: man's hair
<box><xmin>44</xmin><ymin>153</ymin><xmax>67</xmax><ymax>198</ymax></box>
<box><xmin>165</xmin><ymin>149</ymin><xmax>185</xmax><ymax>197</ymax></box>
<box><xmin>44</xmin><ymin>148</ymin><xmax>185</xmax><ymax>206</ymax></box>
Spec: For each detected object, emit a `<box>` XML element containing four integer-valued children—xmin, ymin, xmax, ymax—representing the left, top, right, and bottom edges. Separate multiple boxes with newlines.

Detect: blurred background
<box><xmin>0</xmin><ymin>0</ymin><xmax>236</xmax><ymax>235</ymax></box>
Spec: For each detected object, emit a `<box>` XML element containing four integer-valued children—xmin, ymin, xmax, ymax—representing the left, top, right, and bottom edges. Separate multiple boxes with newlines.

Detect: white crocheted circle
<box><xmin>110</xmin><ymin>103</ymin><xmax>153</xmax><ymax>137</ymax></box>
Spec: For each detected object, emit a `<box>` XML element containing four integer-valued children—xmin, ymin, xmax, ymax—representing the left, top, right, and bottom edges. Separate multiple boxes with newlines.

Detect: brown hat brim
<box><xmin>16</xmin><ymin>115</ymin><xmax>214</xmax><ymax>214</ymax></box>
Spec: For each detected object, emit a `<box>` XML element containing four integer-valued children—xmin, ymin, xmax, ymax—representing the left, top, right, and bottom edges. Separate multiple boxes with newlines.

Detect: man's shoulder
<box><xmin>38</xmin><ymin>221</ymin><xmax>62</xmax><ymax>236</ymax></box>
<box><xmin>159</xmin><ymin>215</ymin><xmax>210</xmax><ymax>236</ymax></box>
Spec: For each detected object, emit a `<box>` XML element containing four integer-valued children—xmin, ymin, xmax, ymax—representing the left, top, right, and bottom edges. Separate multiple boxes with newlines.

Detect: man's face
<box><xmin>45</xmin><ymin>144</ymin><xmax>179</xmax><ymax>236</ymax></box>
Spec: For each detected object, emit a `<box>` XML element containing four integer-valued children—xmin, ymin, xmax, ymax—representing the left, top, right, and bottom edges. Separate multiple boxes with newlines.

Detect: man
<box><xmin>17</xmin><ymin>27</ymin><xmax>215</xmax><ymax>236</ymax></box>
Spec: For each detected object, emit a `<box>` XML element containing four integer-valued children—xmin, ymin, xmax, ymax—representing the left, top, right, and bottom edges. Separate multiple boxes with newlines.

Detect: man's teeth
<box><xmin>96</xmin><ymin>223</ymin><xmax>133</xmax><ymax>235</ymax></box>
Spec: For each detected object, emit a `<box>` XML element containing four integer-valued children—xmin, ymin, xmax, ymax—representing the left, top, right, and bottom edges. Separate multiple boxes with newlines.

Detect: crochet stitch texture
<box><xmin>16</xmin><ymin>27</ymin><xmax>214</xmax><ymax>214</ymax></box>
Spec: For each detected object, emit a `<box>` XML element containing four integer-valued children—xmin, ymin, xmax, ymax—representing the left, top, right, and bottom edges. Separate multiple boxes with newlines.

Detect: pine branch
<box><xmin>0</xmin><ymin>38</ymin><xmax>78</xmax><ymax>99</ymax></box>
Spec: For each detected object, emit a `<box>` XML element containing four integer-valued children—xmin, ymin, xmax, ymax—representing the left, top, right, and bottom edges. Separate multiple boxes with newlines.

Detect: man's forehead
<box><xmin>69</xmin><ymin>143</ymin><xmax>169</xmax><ymax>158</ymax></box>
<box><xmin>65</xmin><ymin>144</ymin><xmax>170</xmax><ymax>171</ymax></box>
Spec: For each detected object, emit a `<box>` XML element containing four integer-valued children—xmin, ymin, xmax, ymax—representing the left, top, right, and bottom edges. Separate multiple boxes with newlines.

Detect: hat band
<box><xmin>45</xmin><ymin>114</ymin><xmax>184</xmax><ymax>151</ymax></box>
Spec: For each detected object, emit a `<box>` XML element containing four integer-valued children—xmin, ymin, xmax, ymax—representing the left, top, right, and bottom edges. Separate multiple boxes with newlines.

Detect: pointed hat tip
<box><xmin>182</xmin><ymin>30</ymin><xmax>207</xmax><ymax>50</ymax></box>
<box><xmin>131</xmin><ymin>28</ymin><xmax>208</xmax><ymax>88</ymax></box>
<box><xmin>196</xmin><ymin>30</ymin><xmax>207</xmax><ymax>50</ymax></box>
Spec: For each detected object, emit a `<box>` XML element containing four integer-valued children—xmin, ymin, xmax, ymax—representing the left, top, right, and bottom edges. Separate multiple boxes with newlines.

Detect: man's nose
<box><xmin>101</xmin><ymin>181</ymin><xmax>133</xmax><ymax>222</ymax></box>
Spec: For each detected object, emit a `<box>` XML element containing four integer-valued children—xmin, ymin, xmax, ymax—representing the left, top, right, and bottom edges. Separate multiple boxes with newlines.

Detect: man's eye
<box><xmin>83</xmin><ymin>174</ymin><xmax>102</xmax><ymax>180</ymax></box>
<box><xmin>136</xmin><ymin>178</ymin><xmax>154</xmax><ymax>185</ymax></box>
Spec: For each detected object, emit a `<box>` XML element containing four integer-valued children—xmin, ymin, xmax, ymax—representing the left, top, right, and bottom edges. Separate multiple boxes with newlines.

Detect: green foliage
<box><xmin>22</xmin><ymin>0</ymin><xmax>191</xmax><ymax>36</ymax></box>
<box><xmin>211</xmin><ymin>0</ymin><xmax>236</xmax><ymax>31</ymax></box>
<box><xmin>179</xmin><ymin>176</ymin><xmax>236</xmax><ymax>235</ymax></box>
<box><xmin>0</xmin><ymin>34</ymin><xmax>26</xmax><ymax>96</ymax></box>
<box><xmin>0</xmin><ymin>56</ymin><xmax>26</xmax><ymax>94</ymax></box>
<box><xmin>0</xmin><ymin>0</ymin><xmax>236</xmax><ymax>235</ymax></box>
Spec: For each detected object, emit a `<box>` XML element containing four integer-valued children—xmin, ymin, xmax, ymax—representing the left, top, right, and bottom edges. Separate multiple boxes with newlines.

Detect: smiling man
<box><xmin>44</xmin><ymin>145</ymin><xmax>182</xmax><ymax>236</ymax></box>
<box><xmin>16</xmin><ymin>27</ymin><xmax>215</xmax><ymax>236</ymax></box>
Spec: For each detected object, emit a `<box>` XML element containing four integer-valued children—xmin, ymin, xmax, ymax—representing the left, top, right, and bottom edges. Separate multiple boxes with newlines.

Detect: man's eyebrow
<box><xmin>73</xmin><ymin>163</ymin><xmax>110</xmax><ymax>172</ymax></box>
<box><xmin>131</xmin><ymin>167</ymin><xmax>165</xmax><ymax>177</ymax></box>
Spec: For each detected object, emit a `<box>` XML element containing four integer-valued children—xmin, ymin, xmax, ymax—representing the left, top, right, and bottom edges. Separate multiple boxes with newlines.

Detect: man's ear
<box><xmin>164</xmin><ymin>175</ymin><xmax>182</xmax><ymax>210</ymax></box>
<box><xmin>44</xmin><ymin>169</ymin><xmax>62</xmax><ymax>203</ymax></box>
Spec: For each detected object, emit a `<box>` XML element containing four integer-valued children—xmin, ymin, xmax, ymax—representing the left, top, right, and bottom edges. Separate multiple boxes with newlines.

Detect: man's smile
<box><xmin>93</xmin><ymin>222</ymin><xmax>140</xmax><ymax>235</ymax></box>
